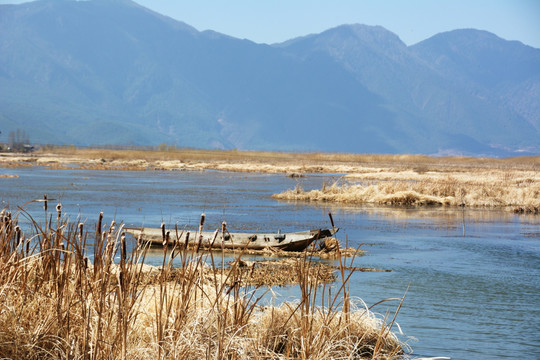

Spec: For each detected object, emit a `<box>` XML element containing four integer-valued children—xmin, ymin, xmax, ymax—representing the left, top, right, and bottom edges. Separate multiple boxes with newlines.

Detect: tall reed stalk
<box><xmin>0</xmin><ymin>202</ymin><xmax>406</xmax><ymax>359</ymax></box>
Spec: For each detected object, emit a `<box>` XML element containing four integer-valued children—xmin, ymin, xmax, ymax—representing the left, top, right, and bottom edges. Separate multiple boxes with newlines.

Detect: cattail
<box><xmin>5</xmin><ymin>212</ymin><xmax>13</xmax><ymax>234</ymax></box>
<box><xmin>14</xmin><ymin>225</ymin><xmax>21</xmax><ymax>248</ymax></box>
<box><xmin>221</xmin><ymin>221</ymin><xmax>227</xmax><ymax>251</ymax></box>
<box><xmin>164</xmin><ymin>231</ymin><xmax>170</xmax><ymax>247</ymax></box>
<box><xmin>25</xmin><ymin>236</ymin><xmax>30</xmax><ymax>257</ymax></box>
<box><xmin>105</xmin><ymin>226</ymin><xmax>115</xmax><ymax>260</ymax></box>
<box><xmin>120</xmin><ymin>232</ymin><xmax>126</xmax><ymax>265</ymax></box>
<box><xmin>78</xmin><ymin>222</ymin><xmax>84</xmax><ymax>241</ymax></box>
<box><xmin>199</xmin><ymin>212</ymin><xmax>205</xmax><ymax>235</ymax></box>
<box><xmin>109</xmin><ymin>220</ymin><xmax>116</xmax><ymax>234</ymax></box>
<box><xmin>137</xmin><ymin>232</ymin><xmax>143</xmax><ymax>249</ymax></box>
<box><xmin>184</xmin><ymin>231</ymin><xmax>190</xmax><ymax>249</ymax></box>
<box><xmin>195</xmin><ymin>235</ymin><xmax>202</xmax><ymax>253</ymax></box>
<box><xmin>97</xmin><ymin>211</ymin><xmax>103</xmax><ymax>236</ymax></box>
<box><xmin>196</xmin><ymin>213</ymin><xmax>205</xmax><ymax>253</ymax></box>
<box><xmin>199</xmin><ymin>213</ymin><xmax>206</xmax><ymax>227</ymax></box>
<box><xmin>43</xmin><ymin>194</ymin><xmax>47</xmax><ymax>211</ymax></box>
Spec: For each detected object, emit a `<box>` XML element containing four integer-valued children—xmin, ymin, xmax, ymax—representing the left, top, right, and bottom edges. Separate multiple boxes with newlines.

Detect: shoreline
<box><xmin>2</xmin><ymin>148</ymin><xmax>539</xmax><ymax>213</ymax></box>
<box><xmin>1</xmin><ymin>148</ymin><xmax>539</xmax><ymax>173</ymax></box>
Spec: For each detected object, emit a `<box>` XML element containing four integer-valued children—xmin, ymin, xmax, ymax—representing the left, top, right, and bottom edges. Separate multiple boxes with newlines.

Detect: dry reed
<box><xmin>2</xmin><ymin>147</ymin><xmax>537</xmax><ymax>174</ymax></box>
<box><xmin>2</xmin><ymin>148</ymin><xmax>539</xmax><ymax>211</ymax></box>
<box><xmin>0</xmin><ymin>202</ymin><xmax>406</xmax><ymax>360</ymax></box>
<box><xmin>274</xmin><ymin>168</ymin><xmax>540</xmax><ymax>213</ymax></box>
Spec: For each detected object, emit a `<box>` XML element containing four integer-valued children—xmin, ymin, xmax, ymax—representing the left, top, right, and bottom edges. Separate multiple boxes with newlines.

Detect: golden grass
<box><xmin>4</xmin><ymin>146</ymin><xmax>537</xmax><ymax>212</ymax></box>
<box><xmin>0</xmin><ymin>203</ymin><xmax>406</xmax><ymax>359</ymax></box>
<box><xmin>274</xmin><ymin>167</ymin><xmax>540</xmax><ymax>213</ymax></box>
<box><xmin>7</xmin><ymin>146</ymin><xmax>537</xmax><ymax>173</ymax></box>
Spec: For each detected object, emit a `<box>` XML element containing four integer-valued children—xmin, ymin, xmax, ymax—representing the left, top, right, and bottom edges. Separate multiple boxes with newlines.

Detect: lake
<box><xmin>2</xmin><ymin>166</ymin><xmax>539</xmax><ymax>359</ymax></box>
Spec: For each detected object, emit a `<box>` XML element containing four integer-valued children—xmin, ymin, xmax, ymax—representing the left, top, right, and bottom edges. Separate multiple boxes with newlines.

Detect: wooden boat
<box><xmin>126</xmin><ymin>226</ymin><xmax>338</xmax><ymax>252</ymax></box>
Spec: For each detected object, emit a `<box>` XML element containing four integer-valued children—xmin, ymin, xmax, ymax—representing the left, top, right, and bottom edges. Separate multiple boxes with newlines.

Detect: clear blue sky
<box><xmin>2</xmin><ymin>0</ymin><xmax>539</xmax><ymax>48</ymax></box>
<box><xmin>136</xmin><ymin>0</ymin><xmax>540</xmax><ymax>47</ymax></box>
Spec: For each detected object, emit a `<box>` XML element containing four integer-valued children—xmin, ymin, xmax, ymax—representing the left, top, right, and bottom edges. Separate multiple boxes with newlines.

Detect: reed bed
<box><xmin>0</xmin><ymin>202</ymin><xmax>406</xmax><ymax>360</ymax></box>
<box><xmin>2</xmin><ymin>146</ymin><xmax>536</xmax><ymax>173</ymax></box>
<box><xmin>2</xmin><ymin>147</ymin><xmax>539</xmax><ymax>182</ymax></box>
<box><xmin>274</xmin><ymin>168</ymin><xmax>540</xmax><ymax>213</ymax></box>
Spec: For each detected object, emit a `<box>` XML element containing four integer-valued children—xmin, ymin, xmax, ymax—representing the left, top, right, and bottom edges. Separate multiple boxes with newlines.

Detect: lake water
<box><xmin>2</xmin><ymin>167</ymin><xmax>539</xmax><ymax>359</ymax></box>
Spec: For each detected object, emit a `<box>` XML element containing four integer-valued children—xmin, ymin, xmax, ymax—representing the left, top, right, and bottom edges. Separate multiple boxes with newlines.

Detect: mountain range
<box><xmin>1</xmin><ymin>0</ymin><xmax>539</xmax><ymax>156</ymax></box>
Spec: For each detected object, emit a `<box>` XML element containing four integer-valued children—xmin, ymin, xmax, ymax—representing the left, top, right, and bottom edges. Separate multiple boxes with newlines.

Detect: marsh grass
<box><xmin>12</xmin><ymin>146</ymin><xmax>537</xmax><ymax>173</ymax></box>
<box><xmin>274</xmin><ymin>168</ymin><xmax>540</xmax><ymax>212</ymax></box>
<box><xmin>2</xmin><ymin>148</ymin><xmax>539</xmax><ymax>212</ymax></box>
<box><xmin>0</xmin><ymin>203</ymin><xmax>406</xmax><ymax>359</ymax></box>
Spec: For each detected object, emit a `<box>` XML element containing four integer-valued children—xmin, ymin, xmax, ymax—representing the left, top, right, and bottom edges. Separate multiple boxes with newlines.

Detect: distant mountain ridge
<box><xmin>1</xmin><ymin>0</ymin><xmax>539</xmax><ymax>156</ymax></box>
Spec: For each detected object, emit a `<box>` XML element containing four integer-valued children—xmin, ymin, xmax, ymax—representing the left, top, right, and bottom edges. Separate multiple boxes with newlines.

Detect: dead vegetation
<box><xmin>138</xmin><ymin>236</ymin><xmax>379</xmax><ymax>288</ymax></box>
<box><xmin>274</xmin><ymin>167</ymin><xmax>540</xmax><ymax>213</ymax></box>
<box><xmin>3</xmin><ymin>147</ymin><xmax>537</xmax><ymax>212</ymax></box>
<box><xmin>1</xmin><ymin>147</ymin><xmax>538</xmax><ymax>174</ymax></box>
<box><xmin>0</xmin><ymin>202</ymin><xmax>406</xmax><ymax>360</ymax></box>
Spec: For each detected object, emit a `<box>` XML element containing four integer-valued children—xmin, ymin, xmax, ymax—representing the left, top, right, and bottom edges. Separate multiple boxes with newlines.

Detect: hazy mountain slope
<box><xmin>1</xmin><ymin>0</ymin><xmax>538</xmax><ymax>155</ymax></box>
<box><xmin>0</xmin><ymin>0</ymin><xmax>216</xmax><ymax>146</ymax></box>
<box><xmin>411</xmin><ymin>29</ymin><xmax>540</xmax><ymax>134</ymax></box>
<box><xmin>281</xmin><ymin>25</ymin><xmax>539</xmax><ymax>154</ymax></box>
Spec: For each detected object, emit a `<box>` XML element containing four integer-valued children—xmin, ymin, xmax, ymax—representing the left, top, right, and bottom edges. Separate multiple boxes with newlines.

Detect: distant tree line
<box><xmin>3</xmin><ymin>129</ymin><xmax>32</xmax><ymax>152</ymax></box>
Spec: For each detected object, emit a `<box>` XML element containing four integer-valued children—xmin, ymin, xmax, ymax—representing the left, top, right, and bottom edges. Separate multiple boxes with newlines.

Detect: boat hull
<box><xmin>126</xmin><ymin>227</ymin><xmax>337</xmax><ymax>252</ymax></box>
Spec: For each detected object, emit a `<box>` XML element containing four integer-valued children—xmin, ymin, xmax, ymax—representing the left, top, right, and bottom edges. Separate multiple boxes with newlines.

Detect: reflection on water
<box><xmin>2</xmin><ymin>166</ymin><xmax>539</xmax><ymax>359</ymax></box>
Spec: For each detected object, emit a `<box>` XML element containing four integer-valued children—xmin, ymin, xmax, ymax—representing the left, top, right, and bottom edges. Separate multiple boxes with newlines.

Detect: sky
<box><xmin>1</xmin><ymin>0</ymin><xmax>539</xmax><ymax>48</ymax></box>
